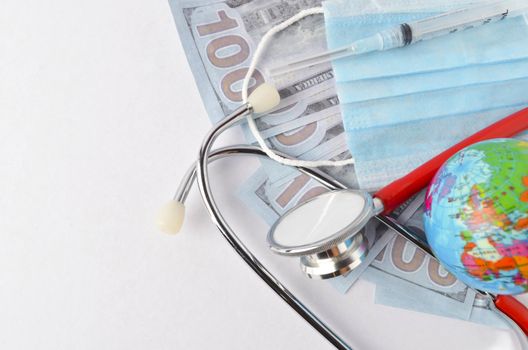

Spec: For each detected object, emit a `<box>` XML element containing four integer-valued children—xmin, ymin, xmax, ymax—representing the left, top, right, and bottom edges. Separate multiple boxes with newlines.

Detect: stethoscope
<box><xmin>158</xmin><ymin>84</ymin><xmax>528</xmax><ymax>349</ymax></box>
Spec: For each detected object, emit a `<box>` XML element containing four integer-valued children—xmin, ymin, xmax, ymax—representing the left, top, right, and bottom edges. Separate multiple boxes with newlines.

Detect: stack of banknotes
<box><xmin>169</xmin><ymin>0</ymin><xmax>508</xmax><ymax>328</ymax></box>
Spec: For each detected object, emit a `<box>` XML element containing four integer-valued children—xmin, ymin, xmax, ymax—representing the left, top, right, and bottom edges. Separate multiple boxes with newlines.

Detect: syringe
<box><xmin>269</xmin><ymin>0</ymin><xmax>528</xmax><ymax>77</ymax></box>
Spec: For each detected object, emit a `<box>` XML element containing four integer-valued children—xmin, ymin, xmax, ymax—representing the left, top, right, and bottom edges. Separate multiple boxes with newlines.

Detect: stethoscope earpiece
<box><xmin>157</xmin><ymin>200</ymin><xmax>186</xmax><ymax>235</ymax></box>
<box><xmin>247</xmin><ymin>83</ymin><xmax>280</xmax><ymax>114</ymax></box>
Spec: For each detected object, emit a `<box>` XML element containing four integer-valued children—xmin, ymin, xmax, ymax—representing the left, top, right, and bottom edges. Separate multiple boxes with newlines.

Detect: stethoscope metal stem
<box><xmin>173</xmin><ymin>165</ymin><xmax>196</xmax><ymax>203</ymax></box>
<box><xmin>196</xmin><ymin>104</ymin><xmax>254</xmax><ymax>234</ymax></box>
<box><xmin>174</xmin><ymin>104</ymin><xmax>254</xmax><ymax>203</ymax></box>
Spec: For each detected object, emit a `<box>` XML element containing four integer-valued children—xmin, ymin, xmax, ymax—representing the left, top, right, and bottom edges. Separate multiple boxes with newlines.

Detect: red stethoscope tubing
<box><xmin>373</xmin><ymin>107</ymin><xmax>528</xmax><ymax>335</ymax></box>
<box><xmin>496</xmin><ymin>295</ymin><xmax>528</xmax><ymax>335</ymax></box>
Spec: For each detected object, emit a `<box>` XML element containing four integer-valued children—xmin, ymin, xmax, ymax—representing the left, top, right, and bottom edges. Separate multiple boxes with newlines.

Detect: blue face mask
<box><xmin>341</xmin><ymin>78</ymin><xmax>528</xmax><ymax>129</ymax></box>
<box><xmin>324</xmin><ymin>0</ymin><xmax>528</xmax><ymax>190</ymax></box>
<box><xmin>337</xmin><ymin>59</ymin><xmax>528</xmax><ymax>104</ymax></box>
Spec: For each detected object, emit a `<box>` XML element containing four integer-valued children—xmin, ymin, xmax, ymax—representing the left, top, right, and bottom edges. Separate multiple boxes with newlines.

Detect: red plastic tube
<box><xmin>495</xmin><ymin>295</ymin><xmax>528</xmax><ymax>336</ymax></box>
<box><xmin>375</xmin><ymin>107</ymin><xmax>528</xmax><ymax>215</ymax></box>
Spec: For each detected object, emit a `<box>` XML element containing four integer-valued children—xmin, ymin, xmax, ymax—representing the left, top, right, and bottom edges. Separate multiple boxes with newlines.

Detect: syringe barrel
<box><xmin>377</xmin><ymin>26</ymin><xmax>406</xmax><ymax>51</ymax></box>
<box><xmin>407</xmin><ymin>0</ymin><xmax>527</xmax><ymax>44</ymax></box>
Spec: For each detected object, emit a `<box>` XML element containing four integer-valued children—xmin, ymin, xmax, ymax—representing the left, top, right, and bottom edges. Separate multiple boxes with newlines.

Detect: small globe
<box><xmin>424</xmin><ymin>138</ymin><xmax>528</xmax><ymax>295</ymax></box>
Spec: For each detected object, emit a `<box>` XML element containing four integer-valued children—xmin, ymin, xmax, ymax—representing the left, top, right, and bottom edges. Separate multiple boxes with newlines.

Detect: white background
<box><xmin>0</xmin><ymin>1</ymin><xmax>330</xmax><ymax>349</ymax></box>
<box><xmin>1</xmin><ymin>1</ymin><xmax>526</xmax><ymax>349</ymax></box>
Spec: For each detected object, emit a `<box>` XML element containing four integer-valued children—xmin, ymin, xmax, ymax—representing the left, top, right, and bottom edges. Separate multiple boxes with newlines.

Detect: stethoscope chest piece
<box><xmin>267</xmin><ymin>190</ymin><xmax>380</xmax><ymax>279</ymax></box>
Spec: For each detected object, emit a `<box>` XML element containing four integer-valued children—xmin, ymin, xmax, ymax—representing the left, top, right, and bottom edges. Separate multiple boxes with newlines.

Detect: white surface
<box><xmin>0</xmin><ymin>1</ymin><xmax>330</xmax><ymax>349</ymax></box>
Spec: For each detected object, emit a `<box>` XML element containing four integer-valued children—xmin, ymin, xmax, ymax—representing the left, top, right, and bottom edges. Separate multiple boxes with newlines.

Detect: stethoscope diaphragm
<box><xmin>267</xmin><ymin>190</ymin><xmax>382</xmax><ymax>279</ymax></box>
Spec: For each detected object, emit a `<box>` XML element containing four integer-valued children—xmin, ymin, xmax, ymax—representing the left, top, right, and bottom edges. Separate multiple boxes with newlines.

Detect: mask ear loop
<box><xmin>241</xmin><ymin>7</ymin><xmax>355</xmax><ymax>168</ymax></box>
